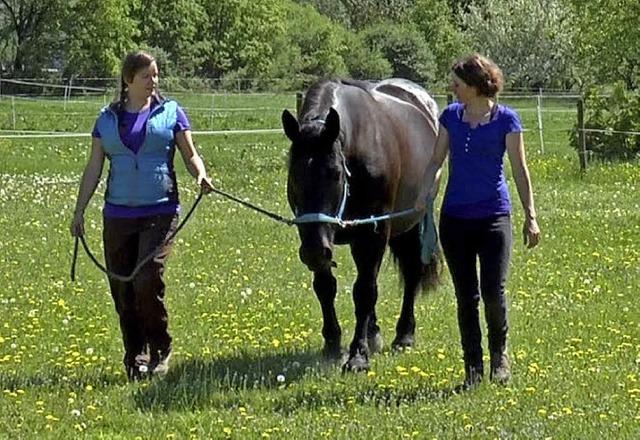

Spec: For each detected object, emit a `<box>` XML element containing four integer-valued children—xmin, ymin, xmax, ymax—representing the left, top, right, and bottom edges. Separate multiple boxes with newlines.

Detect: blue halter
<box><xmin>292</xmin><ymin>119</ymin><xmax>419</xmax><ymax>229</ymax></box>
<box><xmin>294</xmin><ymin>143</ymin><xmax>352</xmax><ymax>226</ymax></box>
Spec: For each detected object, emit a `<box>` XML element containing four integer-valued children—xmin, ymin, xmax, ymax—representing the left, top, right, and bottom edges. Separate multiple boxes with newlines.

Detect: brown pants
<box><xmin>103</xmin><ymin>213</ymin><xmax>178</xmax><ymax>368</ymax></box>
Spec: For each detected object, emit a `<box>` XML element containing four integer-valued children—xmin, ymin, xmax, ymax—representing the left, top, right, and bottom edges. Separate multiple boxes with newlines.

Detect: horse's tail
<box><xmin>388</xmin><ymin>202</ymin><xmax>443</xmax><ymax>295</ymax></box>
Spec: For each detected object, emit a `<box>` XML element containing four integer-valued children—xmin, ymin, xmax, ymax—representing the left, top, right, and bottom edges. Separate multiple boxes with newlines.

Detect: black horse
<box><xmin>282</xmin><ymin>78</ymin><xmax>441</xmax><ymax>371</ymax></box>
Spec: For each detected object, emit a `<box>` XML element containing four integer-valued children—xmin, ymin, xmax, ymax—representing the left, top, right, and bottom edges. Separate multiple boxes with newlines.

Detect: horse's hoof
<box><xmin>321</xmin><ymin>343</ymin><xmax>342</xmax><ymax>360</ymax></box>
<box><xmin>342</xmin><ymin>353</ymin><xmax>369</xmax><ymax>373</ymax></box>
<box><xmin>367</xmin><ymin>332</ymin><xmax>384</xmax><ymax>354</ymax></box>
<box><xmin>391</xmin><ymin>335</ymin><xmax>415</xmax><ymax>351</ymax></box>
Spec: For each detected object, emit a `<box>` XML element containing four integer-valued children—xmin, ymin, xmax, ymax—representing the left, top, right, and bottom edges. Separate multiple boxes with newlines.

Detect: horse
<box><xmin>282</xmin><ymin>78</ymin><xmax>441</xmax><ymax>372</ymax></box>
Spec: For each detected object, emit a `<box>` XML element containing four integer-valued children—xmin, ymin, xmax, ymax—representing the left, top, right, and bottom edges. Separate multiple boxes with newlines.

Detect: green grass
<box><xmin>0</xmin><ymin>92</ymin><xmax>297</xmax><ymax>132</ymax></box>
<box><xmin>0</xmin><ymin>95</ymin><xmax>638</xmax><ymax>439</ymax></box>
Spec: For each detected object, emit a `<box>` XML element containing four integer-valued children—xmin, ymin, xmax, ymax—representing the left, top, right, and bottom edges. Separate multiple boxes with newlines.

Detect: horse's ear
<box><xmin>282</xmin><ymin>110</ymin><xmax>300</xmax><ymax>143</ymax></box>
<box><xmin>322</xmin><ymin>107</ymin><xmax>340</xmax><ymax>144</ymax></box>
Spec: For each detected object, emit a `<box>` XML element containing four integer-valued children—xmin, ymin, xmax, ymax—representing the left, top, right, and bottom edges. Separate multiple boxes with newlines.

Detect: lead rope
<box><xmin>70</xmin><ymin>190</ymin><xmax>204</xmax><ymax>282</ymax></box>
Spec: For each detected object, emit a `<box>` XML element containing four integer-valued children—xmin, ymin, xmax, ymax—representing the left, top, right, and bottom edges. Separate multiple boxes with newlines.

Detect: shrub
<box><xmin>571</xmin><ymin>84</ymin><xmax>640</xmax><ymax>161</ymax></box>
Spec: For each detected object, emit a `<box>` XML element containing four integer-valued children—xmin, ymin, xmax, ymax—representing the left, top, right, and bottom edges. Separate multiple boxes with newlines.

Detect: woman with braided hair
<box><xmin>70</xmin><ymin>50</ymin><xmax>214</xmax><ymax>381</ymax></box>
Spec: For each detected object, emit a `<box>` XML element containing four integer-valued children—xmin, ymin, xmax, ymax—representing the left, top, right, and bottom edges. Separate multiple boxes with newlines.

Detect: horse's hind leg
<box><xmin>367</xmin><ymin>309</ymin><xmax>383</xmax><ymax>354</ymax></box>
<box><xmin>389</xmin><ymin>223</ymin><xmax>423</xmax><ymax>349</ymax></box>
<box><xmin>313</xmin><ymin>270</ymin><xmax>342</xmax><ymax>359</ymax></box>
<box><xmin>344</xmin><ymin>233</ymin><xmax>386</xmax><ymax>372</ymax></box>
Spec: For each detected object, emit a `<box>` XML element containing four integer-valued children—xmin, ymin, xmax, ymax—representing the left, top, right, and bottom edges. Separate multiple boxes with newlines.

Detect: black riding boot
<box><xmin>485</xmin><ymin>300</ymin><xmax>510</xmax><ymax>384</ymax></box>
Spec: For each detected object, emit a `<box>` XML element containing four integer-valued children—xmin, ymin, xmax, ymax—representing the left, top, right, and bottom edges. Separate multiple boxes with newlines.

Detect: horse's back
<box><xmin>372</xmin><ymin>79</ymin><xmax>439</xmax><ymax>130</ymax></box>
<box><xmin>369</xmin><ymin>79</ymin><xmax>439</xmax><ymax>234</ymax></box>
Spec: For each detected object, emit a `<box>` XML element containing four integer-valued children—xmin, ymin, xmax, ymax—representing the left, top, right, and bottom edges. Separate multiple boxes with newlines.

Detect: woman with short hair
<box><xmin>423</xmin><ymin>53</ymin><xmax>541</xmax><ymax>388</ymax></box>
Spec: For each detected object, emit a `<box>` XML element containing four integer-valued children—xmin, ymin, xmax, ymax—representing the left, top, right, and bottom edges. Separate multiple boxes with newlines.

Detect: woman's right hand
<box><xmin>523</xmin><ymin>217</ymin><xmax>540</xmax><ymax>249</ymax></box>
<box><xmin>70</xmin><ymin>212</ymin><xmax>85</xmax><ymax>237</ymax></box>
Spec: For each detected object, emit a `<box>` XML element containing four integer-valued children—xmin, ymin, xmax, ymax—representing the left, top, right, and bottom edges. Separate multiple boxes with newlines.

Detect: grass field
<box><xmin>0</xmin><ymin>93</ymin><xmax>638</xmax><ymax>439</ymax></box>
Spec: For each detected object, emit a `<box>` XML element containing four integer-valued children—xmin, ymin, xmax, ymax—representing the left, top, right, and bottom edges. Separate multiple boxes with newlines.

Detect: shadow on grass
<box><xmin>132</xmin><ymin>348</ymin><xmax>466</xmax><ymax>413</ymax></box>
<box><xmin>270</xmin><ymin>382</ymin><xmax>466</xmax><ymax>416</ymax></box>
<box><xmin>132</xmin><ymin>348</ymin><xmax>340</xmax><ymax>411</ymax></box>
<box><xmin>0</xmin><ymin>367</ymin><xmax>125</xmax><ymax>390</ymax></box>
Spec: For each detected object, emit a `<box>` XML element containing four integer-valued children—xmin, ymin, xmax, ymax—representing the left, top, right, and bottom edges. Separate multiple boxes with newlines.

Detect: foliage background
<box><xmin>0</xmin><ymin>0</ymin><xmax>638</xmax><ymax>92</ymax></box>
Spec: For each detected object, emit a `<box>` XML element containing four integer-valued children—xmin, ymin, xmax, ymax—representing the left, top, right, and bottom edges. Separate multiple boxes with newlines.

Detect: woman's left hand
<box><xmin>197</xmin><ymin>174</ymin><xmax>215</xmax><ymax>194</ymax></box>
<box><xmin>523</xmin><ymin>217</ymin><xmax>541</xmax><ymax>249</ymax></box>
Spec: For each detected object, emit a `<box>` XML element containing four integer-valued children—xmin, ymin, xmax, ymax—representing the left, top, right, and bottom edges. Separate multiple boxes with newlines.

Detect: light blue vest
<box><xmin>96</xmin><ymin>100</ymin><xmax>179</xmax><ymax>206</ymax></box>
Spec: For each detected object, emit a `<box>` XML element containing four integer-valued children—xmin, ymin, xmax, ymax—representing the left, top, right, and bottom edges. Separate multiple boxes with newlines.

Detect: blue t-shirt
<box><xmin>92</xmin><ymin>99</ymin><xmax>192</xmax><ymax>218</ymax></box>
<box><xmin>439</xmin><ymin>102</ymin><xmax>522</xmax><ymax>219</ymax></box>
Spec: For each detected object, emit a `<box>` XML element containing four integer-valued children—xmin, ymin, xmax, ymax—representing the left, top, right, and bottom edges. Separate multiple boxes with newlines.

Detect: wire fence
<box><xmin>0</xmin><ymin>78</ymin><xmax>637</xmax><ymax>170</ymax></box>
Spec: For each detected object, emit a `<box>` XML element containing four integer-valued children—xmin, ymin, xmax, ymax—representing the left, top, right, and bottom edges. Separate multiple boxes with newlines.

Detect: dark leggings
<box><xmin>439</xmin><ymin>213</ymin><xmax>512</xmax><ymax>370</ymax></box>
<box><xmin>103</xmin><ymin>214</ymin><xmax>178</xmax><ymax>367</ymax></box>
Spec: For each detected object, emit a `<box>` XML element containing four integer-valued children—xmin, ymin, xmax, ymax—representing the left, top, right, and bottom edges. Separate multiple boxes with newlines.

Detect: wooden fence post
<box><xmin>296</xmin><ymin>92</ymin><xmax>303</xmax><ymax>118</ymax></box>
<box><xmin>577</xmin><ymin>98</ymin><xmax>587</xmax><ymax>173</ymax></box>
<box><xmin>537</xmin><ymin>88</ymin><xmax>545</xmax><ymax>154</ymax></box>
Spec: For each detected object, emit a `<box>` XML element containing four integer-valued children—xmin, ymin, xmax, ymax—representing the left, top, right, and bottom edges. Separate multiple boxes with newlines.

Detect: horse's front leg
<box><xmin>312</xmin><ymin>270</ymin><xmax>342</xmax><ymax>359</ymax></box>
<box><xmin>343</xmin><ymin>232</ymin><xmax>387</xmax><ymax>372</ymax></box>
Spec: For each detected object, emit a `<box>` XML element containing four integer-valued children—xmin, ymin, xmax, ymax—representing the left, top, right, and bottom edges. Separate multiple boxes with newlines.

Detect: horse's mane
<box><xmin>338</xmin><ymin>78</ymin><xmax>376</xmax><ymax>93</ymax></box>
<box><xmin>300</xmin><ymin>80</ymin><xmax>339</xmax><ymax>124</ymax></box>
<box><xmin>301</xmin><ymin>78</ymin><xmax>381</xmax><ymax>124</ymax></box>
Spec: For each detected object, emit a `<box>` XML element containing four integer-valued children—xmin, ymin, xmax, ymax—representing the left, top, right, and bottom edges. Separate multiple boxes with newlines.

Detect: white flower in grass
<box><xmin>71</xmin><ymin>409</ymin><xmax>81</xmax><ymax>417</ymax></box>
<box><xmin>276</xmin><ymin>374</ymin><xmax>286</xmax><ymax>383</ymax></box>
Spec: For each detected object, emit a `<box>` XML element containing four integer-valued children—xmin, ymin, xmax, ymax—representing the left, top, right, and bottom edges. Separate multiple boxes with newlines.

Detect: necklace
<box><xmin>462</xmin><ymin>104</ymin><xmax>495</xmax><ymax>128</ymax></box>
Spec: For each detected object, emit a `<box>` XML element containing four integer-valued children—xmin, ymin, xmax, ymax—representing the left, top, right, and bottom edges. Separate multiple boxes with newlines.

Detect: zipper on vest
<box><xmin>131</xmin><ymin>157</ymin><xmax>139</xmax><ymax>206</ymax></box>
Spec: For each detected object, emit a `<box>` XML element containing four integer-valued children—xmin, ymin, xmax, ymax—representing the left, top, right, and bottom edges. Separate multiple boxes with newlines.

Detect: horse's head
<box><xmin>282</xmin><ymin>107</ymin><xmax>345</xmax><ymax>272</ymax></box>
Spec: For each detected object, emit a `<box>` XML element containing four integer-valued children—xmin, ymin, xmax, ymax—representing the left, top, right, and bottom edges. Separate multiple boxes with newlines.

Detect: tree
<box><xmin>0</xmin><ymin>0</ymin><xmax>65</xmax><ymax>74</ymax></box>
<box><xmin>134</xmin><ymin>0</ymin><xmax>209</xmax><ymax>77</ymax></box>
<box><xmin>461</xmin><ymin>0</ymin><xmax>575</xmax><ymax>90</ymax></box>
<box><xmin>571</xmin><ymin>0</ymin><xmax>640</xmax><ymax>90</ymax></box>
<box><xmin>343</xmin><ymin>0</ymin><xmax>416</xmax><ymax>30</ymax></box>
<box><xmin>198</xmin><ymin>0</ymin><xmax>286</xmax><ymax>80</ymax></box>
<box><xmin>269</xmin><ymin>3</ymin><xmax>348</xmax><ymax>89</ymax></box>
<box><xmin>411</xmin><ymin>0</ymin><xmax>469</xmax><ymax>87</ymax></box>
<box><xmin>342</xmin><ymin>32</ymin><xmax>392</xmax><ymax>80</ymax></box>
<box><xmin>361</xmin><ymin>21</ymin><xmax>437</xmax><ymax>84</ymax></box>
<box><xmin>292</xmin><ymin>0</ymin><xmax>351</xmax><ymax>27</ymax></box>
<box><xmin>62</xmin><ymin>0</ymin><xmax>141</xmax><ymax>77</ymax></box>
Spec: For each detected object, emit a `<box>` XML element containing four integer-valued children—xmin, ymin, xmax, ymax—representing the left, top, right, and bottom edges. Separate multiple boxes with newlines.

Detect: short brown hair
<box><xmin>453</xmin><ymin>54</ymin><xmax>504</xmax><ymax>98</ymax></box>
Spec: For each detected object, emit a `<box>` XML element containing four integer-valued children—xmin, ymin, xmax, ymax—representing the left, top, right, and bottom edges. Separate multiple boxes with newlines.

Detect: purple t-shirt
<box><xmin>92</xmin><ymin>99</ymin><xmax>192</xmax><ymax>218</ymax></box>
<box><xmin>439</xmin><ymin>102</ymin><xmax>522</xmax><ymax>219</ymax></box>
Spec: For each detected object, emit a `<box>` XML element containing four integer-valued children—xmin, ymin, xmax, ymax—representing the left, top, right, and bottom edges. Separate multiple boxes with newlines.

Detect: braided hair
<box><xmin>109</xmin><ymin>50</ymin><xmax>163</xmax><ymax>113</ymax></box>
